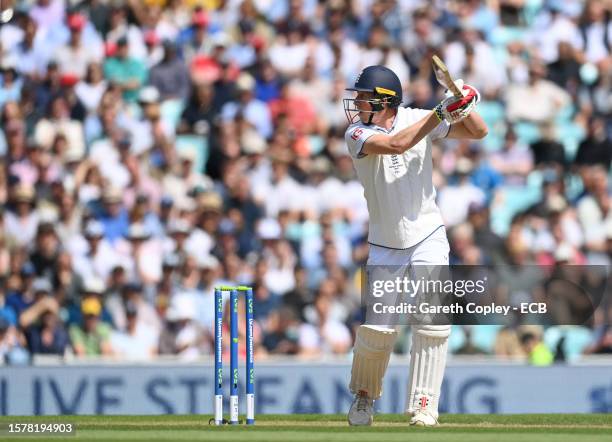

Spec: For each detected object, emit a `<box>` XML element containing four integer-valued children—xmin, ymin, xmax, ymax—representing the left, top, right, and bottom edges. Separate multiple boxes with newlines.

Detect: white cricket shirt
<box><xmin>345</xmin><ymin>106</ymin><xmax>450</xmax><ymax>249</ymax></box>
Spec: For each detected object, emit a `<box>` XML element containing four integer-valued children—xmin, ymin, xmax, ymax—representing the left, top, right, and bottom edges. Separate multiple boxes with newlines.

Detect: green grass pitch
<box><xmin>1</xmin><ymin>414</ymin><xmax>611</xmax><ymax>441</ymax></box>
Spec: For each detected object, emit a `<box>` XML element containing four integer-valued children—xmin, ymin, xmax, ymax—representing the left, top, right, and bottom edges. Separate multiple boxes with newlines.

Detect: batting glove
<box><xmin>435</xmin><ymin>81</ymin><xmax>481</xmax><ymax>124</ymax></box>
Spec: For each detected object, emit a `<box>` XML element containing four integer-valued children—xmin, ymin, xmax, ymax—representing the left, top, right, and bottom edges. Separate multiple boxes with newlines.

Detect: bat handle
<box><xmin>451</xmin><ymin>86</ymin><xmax>463</xmax><ymax>99</ymax></box>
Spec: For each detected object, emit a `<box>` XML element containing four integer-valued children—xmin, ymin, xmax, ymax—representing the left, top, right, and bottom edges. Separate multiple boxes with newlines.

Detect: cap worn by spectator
<box><xmin>64</xmin><ymin>147</ymin><xmax>84</xmax><ymax>163</ymax></box>
<box><xmin>198</xmin><ymin>192</ymin><xmax>223</xmax><ymax>212</ymax></box>
<box><xmin>468</xmin><ymin>201</ymin><xmax>486</xmax><ymax>215</ymax></box>
<box><xmin>103</xmin><ymin>187</ymin><xmax>123</xmax><ymax>203</ymax></box>
<box><xmin>168</xmin><ymin>219</ymin><xmax>191</xmax><ymax>235</ymax></box>
<box><xmin>139</xmin><ymin>86</ymin><xmax>160</xmax><ymax>104</ymax></box>
<box><xmin>14</xmin><ymin>185</ymin><xmax>35</xmax><ymax>203</ymax></box>
<box><xmin>270</xmin><ymin>149</ymin><xmax>293</xmax><ymax>165</ymax></box>
<box><xmin>162</xmin><ymin>39</ymin><xmax>177</xmax><ymax>52</ymax></box>
<box><xmin>198</xmin><ymin>254</ymin><xmax>220</xmax><ymax>270</ymax></box>
<box><xmin>176</xmin><ymin>198</ymin><xmax>197</xmax><ymax>213</ymax></box>
<box><xmin>547</xmin><ymin>195</ymin><xmax>567</xmax><ymax>213</ymax></box>
<box><xmin>83</xmin><ymin>277</ymin><xmax>105</xmax><ymax>295</ymax></box>
<box><xmin>67</xmin><ymin>13</ymin><xmax>86</xmax><ymax>32</ymax></box>
<box><xmin>236</xmin><ymin>73</ymin><xmax>255</xmax><ymax>92</ymax></box>
<box><xmin>162</xmin><ymin>253</ymin><xmax>181</xmax><ymax>268</ymax></box>
<box><xmin>125</xmin><ymin>301</ymin><xmax>139</xmax><ymax>317</ymax></box>
<box><xmin>117</xmin><ymin>134</ymin><xmax>132</xmax><ymax>149</ymax></box>
<box><xmin>211</xmin><ymin>32</ymin><xmax>230</xmax><ymax>48</ymax></box>
<box><xmin>32</xmin><ymin>278</ymin><xmax>52</xmax><ymax>294</ymax></box>
<box><xmin>60</xmin><ymin>73</ymin><xmax>80</xmax><ymax>88</ymax></box>
<box><xmin>178</xmin><ymin>149</ymin><xmax>197</xmax><ymax>163</ymax></box>
<box><xmin>81</xmin><ymin>297</ymin><xmax>102</xmax><ymax>316</ymax></box>
<box><xmin>135</xmin><ymin>194</ymin><xmax>149</xmax><ymax>206</ymax></box>
<box><xmin>84</xmin><ymin>220</ymin><xmax>104</xmax><ymax>238</ymax></box>
<box><xmin>241</xmin><ymin>129</ymin><xmax>267</xmax><ymax>155</ymax></box>
<box><xmin>144</xmin><ymin>30</ymin><xmax>159</xmax><ymax>46</ymax></box>
<box><xmin>257</xmin><ymin>218</ymin><xmax>282</xmax><ymax>240</ymax></box>
<box><xmin>126</xmin><ymin>223</ymin><xmax>151</xmax><ymax>241</ymax></box>
<box><xmin>456</xmin><ymin>158</ymin><xmax>473</xmax><ymax>175</ymax></box>
<box><xmin>218</xmin><ymin>218</ymin><xmax>236</xmax><ymax>235</ymax></box>
<box><xmin>160</xmin><ymin>196</ymin><xmax>174</xmax><ymax>208</ymax></box>
<box><xmin>0</xmin><ymin>57</ymin><xmax>18</xmax><ymax>75</ymax></box>
<box><xmin>310</xmin><ymin>156</ymin><xmax>332</xmax><ymax>175</ymax></box>
<box><xmin>192</xmin><ymin>10</ymin><xmax>209</xmax><ymax>27</ymax></box>
<box><xmin>21</xmin><ymin>262</ymin><xmax>36</xmax><ymax>277</ymax></box>
<box><xmin>122</xmin><ymin>282</ymin><xmax>143</xmax><ymax>295</ymax></box>
<box><xmin>105</xmin><ymin>42</ymin><xmax>118</xmax><ymax>57</ymax></box>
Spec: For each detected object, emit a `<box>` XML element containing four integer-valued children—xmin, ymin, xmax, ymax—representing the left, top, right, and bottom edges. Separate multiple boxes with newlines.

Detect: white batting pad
<box><xmin>405</xmin><ymin>325</ymin><xmax>450</xmax><ymax>418</ymax></box>
<box><xmin>349</xmin><ymin>325</ymin><xmax>398</xmax><ymax>399</ymax></box>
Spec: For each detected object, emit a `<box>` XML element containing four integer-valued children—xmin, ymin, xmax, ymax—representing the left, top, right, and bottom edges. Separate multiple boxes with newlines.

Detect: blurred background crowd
<box><xmin>0</xmin><ymin>0</ymin><xmax>610</xmax><ymax>366</ymax></box>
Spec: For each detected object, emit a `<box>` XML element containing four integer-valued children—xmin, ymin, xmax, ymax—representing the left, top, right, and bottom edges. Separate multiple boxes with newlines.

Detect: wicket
<box><xmin>213</xmin><ymin>286</ymin><xmax>255</xmax><ymax>426</ymax></box>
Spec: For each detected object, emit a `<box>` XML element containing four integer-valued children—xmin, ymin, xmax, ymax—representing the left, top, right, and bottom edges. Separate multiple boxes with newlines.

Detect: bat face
<box><xmin>432</xmin><ymin>55</ymin><xmax>463</xmax><ymax>98</ymax></box>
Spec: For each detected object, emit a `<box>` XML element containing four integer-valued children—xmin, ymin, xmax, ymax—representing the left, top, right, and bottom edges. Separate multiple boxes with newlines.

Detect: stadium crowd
<box><xmin>0</xmin><ymin>0</ymin><xmax>610</xmax><ymax>365</ymax></box>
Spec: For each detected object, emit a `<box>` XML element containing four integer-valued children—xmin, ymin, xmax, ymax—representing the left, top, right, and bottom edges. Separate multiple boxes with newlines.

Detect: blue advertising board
<box><xmin>1</xmin><ymin>362</ymin><xmax>611</xmax><ymax>415</ymax></box>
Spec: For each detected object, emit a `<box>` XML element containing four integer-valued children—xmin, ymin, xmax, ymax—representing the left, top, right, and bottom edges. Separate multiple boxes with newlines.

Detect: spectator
<box><xmin>179</xmin><ymin>9</ymin><xmax>211</xmax><ymax>64</ymax></box>
<box><xmin>520</xmin><ymin>331</ymin><xmax>554</xmax><ymax>366</ymax></box>
<box><xmin>103</xmin><ymin>37</ymin><xmax>147</xmax><ymax>102</ymax></box>
<box><xmin>69</xmin><ymin>297</ymin><xmax>112</xmax><ymax>357</ymax></box>
<box><xmin>158</xmin><ymin>294</ymin><xmax>203</xmax><ymax>360</ymax></box>
<box><xmin>0</xmin><ymin>61</ymin><xmax>22</xmax><ymax>109</ymax></box>
<box><xmin>4</xmin><ymin>185</ymin><xmax>39</xmax><ymax>248</ymax></box>
<box><xmin>5</xmin><ymin>263</ymin><xmax>38</xmax><ymax>320</ymax></box>
<box><xmin>75</xmin><ymin>63</ymin><xmax>108</xmax><ymax>115</ymax></box>
<box><xmin>178</xmin><ymin>82</ymin><xmax>219</xmax><ymax>136</ymax></box>
<box><xmin>299</xmin><ymin>293</ymin><xmax>351</xmax><ymax>356</ymax></box>
<box><xmin>54</xmin><ymin>13</ymin><xmax>103</xmax><ymax>79</ymax></box>
<box><xmin>221</xmin><ymin>72</ymin><xmax>272</xmax><ymax>139</ymax></box>
<box><xmin>30</xmin><ymin>223</ymin><xmax>60</xmax><ymax>279</ymax></box>
<box><xmin>584</xmin><ymin>325</ymin><xmax>612</xmax><ymax>354</ymax></box>
<box><xmin>33</xmin><ymin>95</ymin><xmax>85</xmax><ymax>156</ymax></box>
<box><xmin>149</xmin><ymin>40</ymin><xmax>190</xmax><ymax>101</ymax></box>
<box><xmin>13</xmin><ymin>16</ymin><xmax>48</xmax><ymax>79</ymax></box>
<box><xmin>0</xmin><ymin>317</ymin><xmax>29</xmax><ymax>365</ymax></box>
<box><xmin>455</xmin><ymin>327</ymin><xmax>488</xmax><ymax>355</ymax></box>
<box><xmin>263</xmin><ymin>305</ymin><xmax>300</xmax><ymax>354</ymax></box>
<box><xmin>574</xmin><ymin>116</ymin><xmax>611</xmax><ymax>170</ymax></box>
<box><xmin>109</xmin><ymin>301</ymin><xmax>157</xmax><ymax>360</ymax></box>
<box><xmin>23</xmin><ymin>279</ymin><xmax>69</xmax><ymax>356</ymax></box>
<box><xmin>0</xmin><ymin>282</ymin><xmax>17</xmax><ymax>326</ymax></box>
<box><xmin>438</xmin><ymin>158</ymin><xmax>486</xmax><ymax>227</ymax></box>
<box><xmin>506</xmin><ymin>61</ymin><xmax>571</xmax><ymax>124</ymax></box>
<box><xmin>494</xmin><ymin>326</ymin><xmax>526</xmax><ymax>360</ymax></box>
<box><xmin>489</xmin><ymin>128</ymin><xmax>534</xmax><ymax>186</ymax></box>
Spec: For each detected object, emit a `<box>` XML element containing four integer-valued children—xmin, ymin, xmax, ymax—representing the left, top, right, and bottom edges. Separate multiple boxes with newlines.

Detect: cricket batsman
<box><xmin>343</xmin><ymin>65</ymin><xmax>488</xmax><ymax>426</ymax></box>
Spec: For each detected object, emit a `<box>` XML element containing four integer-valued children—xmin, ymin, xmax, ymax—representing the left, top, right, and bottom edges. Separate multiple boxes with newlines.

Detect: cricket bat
<box><xmin>432</xmin><ymin>55</ymin><xmax>463</xmax><ymax>98</ymax></box>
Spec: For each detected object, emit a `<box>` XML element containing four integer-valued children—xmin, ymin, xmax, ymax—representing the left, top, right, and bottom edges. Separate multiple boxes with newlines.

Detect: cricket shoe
<box><xmin>409</xmin><ymin>395</ymin><xmax>439</xmax><ymax>427</ymax></box>
<box><xmin>409</xmin><ymin>409</ymin><xmax>438</xmax><ymax>427</ymax></box>
<box><xmin>348</xmin><ymin>390</ymin><xmax>374</xmax><ymax>426</ymax></box>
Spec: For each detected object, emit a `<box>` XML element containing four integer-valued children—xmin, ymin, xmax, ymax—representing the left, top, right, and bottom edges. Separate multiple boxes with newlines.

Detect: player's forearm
<box><xmin>388</xmin><ymin>112</ymin><xmax>440</xmax><ymax>153</ymax></box>
<box><xmin>459</xmin><ymin>111</ymin><xmax>488</xmax><ymax>139</ymax></box>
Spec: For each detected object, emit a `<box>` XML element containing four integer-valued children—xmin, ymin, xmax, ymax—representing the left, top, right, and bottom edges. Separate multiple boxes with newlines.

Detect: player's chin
<box><xmin>358</xmin><ymin>113</ymin><xmax>369</xmax><ymax>123</ymax></box>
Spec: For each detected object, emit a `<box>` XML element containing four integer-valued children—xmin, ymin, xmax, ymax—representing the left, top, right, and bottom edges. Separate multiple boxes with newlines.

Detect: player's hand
<box><xmin>435</xmin><ymin>81</ymin><xmax>480</xmax><ymax>124</ymax></box>
<box><xmin>444</xmin><ymin>79</ymin><xmax>481</xmax><ymax>103</ymax></box>
<box><xmin>434</xmin><ymin>95</ymin><xmax>474</xmax><ymax>124</ymax></box>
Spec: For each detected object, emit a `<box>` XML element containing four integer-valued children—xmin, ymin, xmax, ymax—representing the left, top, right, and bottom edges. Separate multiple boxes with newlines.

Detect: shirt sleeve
<box><xmin>344</xmin><ymin>125</ymin><xmax>378</xmax><ymax>159</ymax></box>
<box><xmin>429</xmin><ymin>119</ymin><xmax>451</xmax><ymax>140</ymax></box>
<box><xmin>412</xmin><ymin>107</ymin><xmax>450</xmax><ymax>141</ymax></box>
